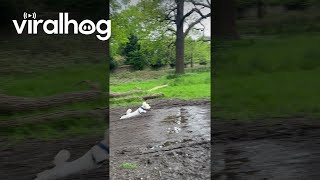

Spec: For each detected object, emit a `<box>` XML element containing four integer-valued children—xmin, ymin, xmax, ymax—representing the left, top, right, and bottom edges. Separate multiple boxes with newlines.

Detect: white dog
<box><xmin>34</xmin><ymin>130</ymin><xmax>109</xmax><ymax>180</ymax></box>
<box><xmin>120</xmin><ymin>102</ymin><xmax>151</xmax><ymax>120</ymax></box>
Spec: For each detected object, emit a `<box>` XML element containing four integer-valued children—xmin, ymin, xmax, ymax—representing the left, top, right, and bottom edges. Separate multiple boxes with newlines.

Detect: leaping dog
<box><xmin>120</xmin><ymin>102</ymin><xmax>151</xmax><ymax>120</ymax></box>
<box><xmin>34</xmin><ymin>130</ymin><xmax>109</xmax><ymax>180</ymax></box>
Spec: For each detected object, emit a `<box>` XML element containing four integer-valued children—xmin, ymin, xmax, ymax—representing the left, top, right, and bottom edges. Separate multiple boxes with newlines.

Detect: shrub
<box><xmin>120</xmin><ymin>34</ymin><xmax>146</xmax><ymax>70</ymax></box>
<box><xmin>199</xmin><ymin>60</ymin><xmax>208</xmax><ymax>65</ymax></box>
<box><xmin>110</xmin><ymin>56</ymin><xmax>118</xmax><ymax>71</ymax></box>
<box><xmin>283</xmin><ymin>0</ymin><xmax>311</xmax><ymax>10</ymax></box>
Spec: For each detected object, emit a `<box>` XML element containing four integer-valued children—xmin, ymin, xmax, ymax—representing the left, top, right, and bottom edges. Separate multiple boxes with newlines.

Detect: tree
<box><xmin>257</xmin><ymin>0</ymin><xmax>266</xmax><ymax>19</ymax></box>
<box><xmin>110</xmin><ymin>0</ymin><xmax>167</xmax><ymax>57</ymax></box>
<box><xmin>162</xmin><ymin>0</ymin><xmax>211</xmax><ymax>74</ymax></box>
<box><xmin>120</xmin><ymin>34</ymin><xmax>146</xmax><ymax>70</ymax></box>
<box><xmin>212</xmin><ymin>0</ymin><xmax>238</xmax><ymax>39</ymax></box>
<box><xmin>185</xmin><ymin>37</ymin><xmax>210</xmax><ymax>66</ymax></box>
<box><xmin>111</xmin><ymin>0</ymin><xmax>210</xmax><ymax>73</ymax></box>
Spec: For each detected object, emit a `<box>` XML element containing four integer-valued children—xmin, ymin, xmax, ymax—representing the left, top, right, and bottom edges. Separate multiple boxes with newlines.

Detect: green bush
<box><xmin>150</xmin><ymin>60</ymin><xmax>166</xmax><ymax>70</ymax></box>
<box><xmin>110</xmin><ymin>56</ymin><xmax>118</xmax><ymax>71</ymax></box>
<box><xmin>199</xmin><ymin>60</ymin><xmax>208</xmax><ymax>65</ymax></box>
<box><xmin>282</xmin><ymin>0</ymin><xmax>311</xmax><ymax>10</ymax></box>
<box><xmin>120</xmin><ymin>34</ymin><xmax>146</xmax><ymax>70</ymax></box>
<box><xmin>126</xmin><ymin>50</ymin><xmax>146</xmax><ymax>70</ymax></box>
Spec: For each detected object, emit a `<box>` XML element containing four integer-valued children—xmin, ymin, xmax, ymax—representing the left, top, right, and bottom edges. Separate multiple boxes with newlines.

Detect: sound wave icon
<box><xmin>23</xmin><ymin>12</ymin><xmax>36</xmax><ymax>19</ymax></box>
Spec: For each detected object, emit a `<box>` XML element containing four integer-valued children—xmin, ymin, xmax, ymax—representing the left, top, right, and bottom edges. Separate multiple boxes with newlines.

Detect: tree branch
<box><xmin>190</xmin><ymin>0</ymin><xmax>211</xmax><ymax>8</ymax></box>
<box><xmin>168</xmin><ymin>7</ymin><xmax>177</xmax><ymax>15</ymax></box>
<box><xmin>184</xmin><ymin>12</ymin><xmax>211</xmax><ymax>38</ymax></box>
<box><xmin>166</xmin><ymin>27</ymin><xmax>176</xmax><ymax>33</ymax></box>
<box><xmin>167</xmin><ymin>41</ymin><xmax>175</xmax><ymax>48</ymax></box>
<box><xmin>181</xmin><ymin>8</ymin><xmax>196</xmax><ymax>23</ymax></box>
<box><xmin>206</xmin><ymin>0</ymin><xmax>211</xmax><ymax>6</ymax></box>
<box><xmin>163</xmin><ymin>12</ymin><xmax>176</xmax><ymax>23</ymax></box>
<box><xmin>181</xmin><ymin>7</ymin><xmax>205</xmax><ymax>25</ymax></box>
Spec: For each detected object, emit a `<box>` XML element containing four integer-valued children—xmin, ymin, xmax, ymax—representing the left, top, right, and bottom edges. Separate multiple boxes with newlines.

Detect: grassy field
<box><xmin>0</xmin><ymin>65</ymin><xmax>108</xmax><ymax>140</ymax></box>
<box><xmin>110</xmin><ymin>67</ymin><xmax>211</xmax><ymax>106</ymax></box>
<box><xmin>0</xmin><ymin>35</ymin><xmax>108</xmax><ymax>141</ymax></box>
<box><xmin>0</xmin><ymin>64</ymin><xmax>108</xmax><ymax>97</ymax></box>
<box><xmin>214</xmin><ymin>33</ymin><xmax>320</xmax><ymax>120</ymax></box>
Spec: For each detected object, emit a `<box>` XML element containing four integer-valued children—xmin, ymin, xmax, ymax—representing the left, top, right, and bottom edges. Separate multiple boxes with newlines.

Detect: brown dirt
<box><xmin>109</xmin><ymin>99</ymin><xmax>320</xmax><ymax>180</ymax></box>
<box><xmin>0</xmin><ymin>99</ymin><xmax>319</xmax><ymax>179</ymax></box>
<box><xmin>212</xmin><ymin>117</ymin><xmax>320</xmax><ymax>179</ymax></box>
<box><xmin>110</xmin><ymin>99</ymin><xmax>211</xmax><ymax>180</ymax></box>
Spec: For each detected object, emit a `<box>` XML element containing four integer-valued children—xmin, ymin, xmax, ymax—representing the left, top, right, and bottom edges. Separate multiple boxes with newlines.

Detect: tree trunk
<box><xmin>191</xmin><ymin>44</ymin><xmax>194</xmax><ymax>68</ymax></box>
<box><xmin>175</xmin><ymin>0</ymin><xmax>185</xmax><ymax>74</ymax></box>
<box><xmin>212</xmin><ymin>0</ymin><xmax>239</xmax><ymax>39</ymax></box>
<box><xmin>257</xmin><ymin>0</ymin><xmax>265</xmax><ymax>19</ymax></box>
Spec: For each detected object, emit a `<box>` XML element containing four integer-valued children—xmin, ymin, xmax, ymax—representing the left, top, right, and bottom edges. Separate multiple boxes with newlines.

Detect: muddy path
<box><xmin>212</xmin><ymin>118</ymin><xmax>320</xmax><ymax>180</ymax></box>
<box><xmin>0</xmin><ymin>135</ymin><xmax>108</xmax><ymax>180</ymax></box>
<box><xmin>110</xmin><ymin>99</ymin><xmax>211</xmax><ymax>180</ymax></box>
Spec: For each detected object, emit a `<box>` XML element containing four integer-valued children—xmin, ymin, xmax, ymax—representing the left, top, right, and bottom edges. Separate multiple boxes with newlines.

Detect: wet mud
<box><xmin>110</xmin><ymin>99</ymin><xmax>211</xmax><ymax>180</ymax></box>
<box><xmin>1</xmin><ymin>99</ymin><xmax>319</xmax><ymax>180</ymax></box>
<box><xmin>213</xmin><ymin>118</ymin><xmax>320</xmax><ymax>180</ymax></box>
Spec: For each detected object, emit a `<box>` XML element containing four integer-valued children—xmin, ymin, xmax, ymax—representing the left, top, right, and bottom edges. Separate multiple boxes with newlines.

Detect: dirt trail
<box><xmin>0</xmin><ymin>135</ymin><xmax>108</xmax><ymax>180</ymax></box>
<box><xmin>110</xmin><ymin>99</ymin><xmax>211</xmax><ymax>180</ymax></box>
<box><xmin>212</xmin><ymin>118</ymin><xmax>320</xmax><ymax>180</ymax></box>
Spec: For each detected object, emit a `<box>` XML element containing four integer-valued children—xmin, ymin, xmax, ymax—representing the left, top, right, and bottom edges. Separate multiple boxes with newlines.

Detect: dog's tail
<box><xmin>126</xmin><ymin>109</ymin><xmax>132</xmax><ymax>114</ymax></box>
<box><xmin>53</xmin><ymin>149</ymin><xmax>70</xmax><ymax>166</ymax></box>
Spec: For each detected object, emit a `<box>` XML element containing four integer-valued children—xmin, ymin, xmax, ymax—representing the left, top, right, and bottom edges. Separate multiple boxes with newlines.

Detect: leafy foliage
<box><xmin>110</xmin><ymin>55</ymin><xmax>118</xmax><ymax>71</ymax></box>
<box><xmin>185</xmin><ymin>37</ymin><xmax>211</xmax><ymax>66</ymax></box>
<box><xmin>282</xmin><ymin>0</ymin><xmax>311</xmax><ymax>10</ymax></box>
<box><xmin>120</xmin><ymin>34</ymin><xmax>146</xmax><ymax>70</ymax></box>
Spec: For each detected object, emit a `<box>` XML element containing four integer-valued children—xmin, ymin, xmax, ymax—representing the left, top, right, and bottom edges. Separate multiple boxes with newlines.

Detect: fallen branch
<box><xmin>147</xmin><ymin>85</ymin><xmax>168</xmax><ymax>92</ymax></box>
<box><xmin>111</xmin><ymin>96</ymin><xmax>141</xmax><ymax>102</ymax></box>
<box><xmin>0</xmin><ymin>108</ymin><xmax>108</xmax><ymax>127</ymax></box>
<box><xmin>142</xmin><ymin>93</ymin><xmax>164</xmax><ymax>100</ymax></box>
<box><xmin>111</xmin><ymin>93</ymin><xmax>164</xmax><ymax>103</ymax></box>
<box><xmin>109</xmin><ymin>84</ymin><xmax>168</xmax><ymax>98</ymax></box>
<box><xmin>109</xmin><ymin>90</ymin><xmax>144</xmax><ymax>98</ymax></box>
<box><xmin>0</xmin><ymin>90</ymin><xmax>104</xmax><ymax>114</ymax></box>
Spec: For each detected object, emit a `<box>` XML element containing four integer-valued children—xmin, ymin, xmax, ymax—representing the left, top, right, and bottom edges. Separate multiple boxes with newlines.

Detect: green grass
<box><xmin>119</xmin><ymin>162</ymin><xmax>138</xmax><ymax>169</ymax></box>
<box><xmin>0</xmin><ymin>63</ymin><xmax>108</xmax><ymax>119</ymax></box>
<box><xmin>214</xmin><ymin>33</ymin><xmax>320</xmax><ymax>120</ymax></box>
<box><xmin>0</xmin><ymin>59</ymin><xmax>108</xmax><ymax>140</ymax></box>
<box><xmin>0</xmin><ymin>63</ymin><xmax>107</xmax><ymax>97</ymax></box>
<box><xmin>0</xmin><ymin>34</ymin><xmax>109</xmax><ymax>141</ymax></box>
<box><xmin>110</xmin><ymin>71</ymin><xmax>210</xmax><ymax>106</ymax></box>
<box><xmin>110</xmin><ymin>66</ymin><xmax>210</xmax><ymax>85</ymax></box>
<box><xmin>1</xmin><ymin>117</ymin><xmax>107</xmax><ymax>141</ymax></box>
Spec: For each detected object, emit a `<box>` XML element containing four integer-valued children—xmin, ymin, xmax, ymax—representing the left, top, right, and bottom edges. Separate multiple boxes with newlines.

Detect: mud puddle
<box><xmin>147</xmin><ymin>106</ymin><xmax>210</xmax><ymax>150</ymax></box>
<box><xmin>212</xmin><ymin>118</ymin><xmax>320</xmax><ymax>180</ymax></box>
<box><xmin>110</xmin><ymin>100</ymin><xmax>211</xmax><ymax>180</ymax></box>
